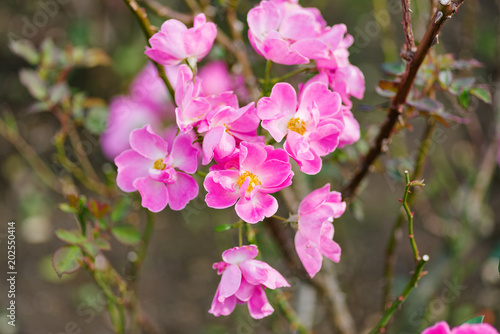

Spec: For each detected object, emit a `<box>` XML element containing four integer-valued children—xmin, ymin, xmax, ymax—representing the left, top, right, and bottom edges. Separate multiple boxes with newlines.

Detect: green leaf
<box><xmin>110</xmin><ymin>196</ymin><xmax>131</xmax><ymax>222</ymax></box>
<box><xmin>95</xmin><ymin>238</ymin><xmax>111</xmax><ymax>251</ymax></box>
<box><xmin>462</xmin><ymin>315</ymin><xmax>484</xmax><ymax>324</ymax></box>
<box><xmin>52</xmin><ymin>245</ymin><xmax>83</xmax><ymax>278</ymax></box>
<box><xmin>59</xmin><ymin>203</ymin><xmax>78</xmax><ymax>214</ymax></box>
<box><xmin>111</xmin><ymin>225</ymin><xmax>141</xmax><ymax>245</ymax></box>
<box><xmin>82</xmin><ymin>242</ymin><xmax>100</xmax><ymax>257</ymax></box>
<box><xmin>407</xmin><ymin>98</ymin><xmax>444</xmax><ymax>113</ymax></box>
<box><xmin>40</xmin><ymin>38</ymin><xmax>59</xmax><ymax>67</ymax></box>
<box><xmin>19</xmin><ymin>69</ymin><xmax>47</xmax><ymax>100</ymax></box>
<box><xmin>458</xmin><ymin>90</ymin><xmax>471</xmax><ymax>109</ymax></box>
<box><xmin>470</xmin><ymin>86</ymin><xmax>492</xmax><ymax>104</ymax></box>
<box><xmin>214</xmin><ymin>224</ymin><xmax>235</xmax><ymax>232</ymax></box>
<box><xmin>450</xmin><ymin>77</ymin><xmax>475</xmax><ymax>95</ymax></box>
<box><xmin>84</xmin><ymin>106</ymin><xmax>108</xmax><ymax>134</ymax></box>
<box><xmin>9</xmin><ymin>39</ymin><xmax>39</xmax><ymax>65</ymax></box>
<box><xmin>55</xmin><ymin>229</ymin><xmax>86</xmax><ymax>244</ymax></box>
<box><xmin>438</xmin><ymin>70</ymin><xmax>453</xmax><ymax>88</ymax></box>
<box><xmin>49</xmin><ymin>83</ymin><xmax>70</xmax><ymax>104</ymax></box>
<box><xmin>381</xmin><ymin>62</ymin><xmax>406</xmax><ymax>76</ymax></box>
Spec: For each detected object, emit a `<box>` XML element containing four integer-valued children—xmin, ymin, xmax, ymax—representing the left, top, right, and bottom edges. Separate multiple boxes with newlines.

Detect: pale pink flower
<box><xmin>314</xmin><ymin>24</ymin><xmax>354</xmax><ymax>70</ymax></box>
<box><xmin>338</xmin><ymin>107</ymin><xmax>360</xmax><ymax>148</ymax></box>
<box><xmin>327</xmin><ymin>65</ymin><xmax>365</xmax><ymax>106</ymax></box>
<box><xmin>247</xmin><ymin>0</ymin><xmax>327</xmax><ymax>65</ymax></box>
<box><xmin>204</xmin><ymin>142</ymin><xmax>293</xmax><ymax>223</ymax></box>
<box><xmin>422</xmin><ymin>321</ymin><xmax>499</xmax><ymax>334</ymax></box>
<box><xmin>198</xmin><ymin>101</ymin><xmax>262</xmax><ymax>165</ymax></box>
<box><xmin>115</xmin><ymin>125</ymin><xmax>199</xmax><ymax>212</ymax></box>
<box><xmin>257</xmin><ymin>82</ymin><xmax>344</xmax><ymax>174</ymax></box>
<box><xmin>198</xmin><ymin>61</ymin><xmax>248</xmax><ymax>100</ymax></box>
<box><xmin>209</xmin><ymin>245</ymin><xmax>289</xmax><ymax>319</ymax></box>
<box><xmin>295</xmin><ymin>184</ymin><xmax>346</xmax><ymax>278</ymax></box>
<box><xmin>145</xmin><ymin>13</ymin><xmax>217</xmax><ymax>66</ymax></box>
<box><xmin>174</xmin><ymin>65</ymin><xmax>211</xmax><ymax>132</ymax></box>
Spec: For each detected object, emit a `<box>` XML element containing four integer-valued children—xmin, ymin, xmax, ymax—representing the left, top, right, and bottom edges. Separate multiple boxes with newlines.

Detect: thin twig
<box><xmin>341</xmin><ymin>0</ymin><xmax>467</xmax><ymax>201</ymax></box>
<box><xmin>402</xmin><ymin>171</ymin><xmax>421</xmax><ymax>262</ymax></box>
<box><xmin>140</xmin><ymin>0</ymin><xmax>193</xmax><ymax>23</ymax></box>
<box><xmin>401</xmin><ymin>0</ymin><xmax>417</xmax><ymax>59</ymax></box>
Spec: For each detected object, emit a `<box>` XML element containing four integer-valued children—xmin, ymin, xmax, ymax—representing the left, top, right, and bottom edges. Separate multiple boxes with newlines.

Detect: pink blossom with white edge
<box><xmin>295</xmin><ymin>184</ymin><xmax>346</xmax><ymax>278</ymax></box>
<box><xmin>198</xmin><ymin>101</ymin><xmax>262</xmax><ymax>165</ymax></box>
<box><xmin>209</xmin><ymin>245</ymin><xmax>289</xmax><ymax>319</ymax></box>
<box><xmin>204</xmin><ymin>142</ymin><xmax>293</xmax><ymax>223</ymax></box>
<box><xmin>247</xmin><ymin>1</ymin><xmax>327</xmax><ymax>65</ymax></box>
<box><xmin>115</xmin><ymin>125</ymin><xmax>199</xmax><ymax>212</ymax></box>
<box><xmin>257</xmin><ymin>81</ymin><xmax>344</xmax><ymax>174</ymax></box>
<box><xmin>145</xmin><ymin>13</ymin><xmax>217</xmax><ymax>66</ymax></box>
<box><xmin>174</xmin><ymin>65</ymin><xmax>211</xmax><ymax>132</ymax></box>
<box><xmin>422</xmin><ymin>321</ymin><xmax>499</xmax><ymax>334</ymax></box>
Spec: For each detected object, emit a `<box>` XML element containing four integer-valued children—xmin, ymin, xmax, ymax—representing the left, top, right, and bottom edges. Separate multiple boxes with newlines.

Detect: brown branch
<box><xmin>401</xmin><ymin>0</ymin><xmax>417</xmax><ymax>60</ymax></box>
<box><xmin>341</xmin><ymin>0</ymin><xmax>466</xmax><ymax>201</ymax></box>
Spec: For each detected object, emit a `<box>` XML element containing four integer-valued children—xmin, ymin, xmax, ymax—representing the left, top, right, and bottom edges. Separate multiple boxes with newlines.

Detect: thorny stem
<box><xmin>402</xmin><ymin>171</ymin><xmax>421</xmax><ymax>262</ymax></box>
<box><xmin>401</xmin><ymin>0</ymin><xmax>417</xmax><ymax>58</ymax></box>
<box><xmin>121</xmin><ymin>0</ymin><xmax>175</xmax><ymax>100</ymax></box>
<box><xmin>341</xmin><ymin>0</ymin><xmax>467</xmax><ymax>201</ymax></box>
<box><xmin>368</xmin><ymin>256</ymin><xmax>429</xmax><ymax>334</ymax></box>
<box><xmin>382</xmin><ymin>118</ymin><xmax>436</xmax><ymax>309</ymax></box>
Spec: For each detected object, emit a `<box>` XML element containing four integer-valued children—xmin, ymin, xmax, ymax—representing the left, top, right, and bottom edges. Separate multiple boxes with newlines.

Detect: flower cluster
<box><xmin>422</xmin><ymin>321</ymin><xmax>499</xmax><ymax>334</ymax></box>
<box><xmin>109</xmin><ymin>0</ymin><xmax>365</xmax><ymax>321</ymax></box>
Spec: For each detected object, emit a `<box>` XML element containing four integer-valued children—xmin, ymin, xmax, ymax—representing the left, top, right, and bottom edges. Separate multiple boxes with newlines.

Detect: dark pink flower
<box><xmin>204</xmin><ymin>142</ymin><xmax>293</xmax><ymax>223</ymax></box>
<box><xmin>422</xmin><ymin>321</ymin><xmax>498</xmax><ymax>334</ymax></box>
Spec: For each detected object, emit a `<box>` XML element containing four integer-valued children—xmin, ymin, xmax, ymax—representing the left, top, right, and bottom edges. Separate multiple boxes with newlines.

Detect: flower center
<box><xmin>237</xmin><ymin>171</ymin><xmax>261</xmax><ymax>192</ymax></box>
<box><xmin>287</xmin><ymin>117</ymin><xmax>306</xmax><ymax>135</ymax></box>
<box><xmin>153</xmin><ymin>159</ymin><xmax>166</xmax><ymax>170</ymax></box>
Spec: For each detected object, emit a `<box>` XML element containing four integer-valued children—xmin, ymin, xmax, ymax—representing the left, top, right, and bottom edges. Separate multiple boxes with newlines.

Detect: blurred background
<box><xmin>0</xmin><ymin>0</ymin><xmax>499</xmax><ymax>333</ymax></box>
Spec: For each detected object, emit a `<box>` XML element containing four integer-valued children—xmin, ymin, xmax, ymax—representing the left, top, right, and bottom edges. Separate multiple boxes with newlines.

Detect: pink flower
<box><xmin>204</xmin><ymin>142</ymin><xmax>293</xmax><ymax>223</ymax></box>
<box><xmin>314</xmin><ymin>24</ymin><xmax>354</xmax><ymax>70</ymax></box>
<box><xmin>247</xmin><ymin>1</ymin><xmax>327</xmax><ymax>65</ymax></box>
<box><xmin>327</xmin><ymin>65</ymin><xmax>365</xmax><ymax>106</ymax></box>
<box><xmin>422</xmin><ymin>321</ymin><xmax>499</xmax><ymax>334</ymax></box>
<box><xmin>174</xmin><ymin>65</ymin><xmax>211</xmax><ymax>132</ymax></box>
<box><xmin>198</xmin><ymin>101</ymin><xmax>262</xmax><ymax>165</ymax></box>
<box><xmin>145</xmin><ymin>13</ymin><xmax>217</xmax><ymax>66</ymax></box>
<box><xmin>295</xmin><ymin>184</ymin><xmax>346</xmax><ymax>278</ymax></box>
<box><xmin>115</xmin><ymin>125</ymin><xmax>199</xmax><ymax>212</ymax></box>
<box><xmin>257</xmin><ymin>82</ymin><xmax>344</xmax><ymax>174</ymax></box>
<box><xmin>209</xmin><ymin>245</ymin><xmax>289</xmax><ymax>319</ymax></box>
<box><xmin>338</xmin><ymin>107</ymin><xmax>360</xmax><ymax>148</ymax></box>
<box><xmin>198</xmin><ymin>61</ymin><xmax>248</xmax><ymax>100</ymax></box>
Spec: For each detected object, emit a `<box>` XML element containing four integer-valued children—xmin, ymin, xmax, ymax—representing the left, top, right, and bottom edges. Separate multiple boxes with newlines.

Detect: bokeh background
<box><xmin>0</xmin><ymin>0</ymin><xmax>499</xmax><ymax>333</ymax></box>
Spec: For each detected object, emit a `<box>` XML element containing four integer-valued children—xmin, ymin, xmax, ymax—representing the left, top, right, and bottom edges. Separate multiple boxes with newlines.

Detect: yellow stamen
<box><xmin>153</xmin><ymin>159</ymin><xmax>166</xmax><ymax>170</ymax></box>
<box><xmin>287</xmin><ymin>117</ymin><xmax>306</xmax><ymax>135</ymax></box>
<box><xmin>237</xmin><ymin>171</ymin><xmax>261</xmax><ymax>192</ymax></box>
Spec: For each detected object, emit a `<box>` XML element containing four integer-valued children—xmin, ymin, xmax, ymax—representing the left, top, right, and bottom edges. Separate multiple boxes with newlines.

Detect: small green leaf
<box><xmin>111</xmin><ymin>196</ymin><xmax>131</xmax><ymax>222</ymax></box>
<box><xmin>381</xmin><ymin>62</ymin><xmax>406</xmax><ymax>76</ymax></box>
<box><xmin>19</xmin><ymin>69</ymin><xmax>47</xmax><ymax>100</ymax></box>
<box><xmin>55</xmin><ymin>229</ymin><xmax>86</xmax><ymax>244</ymax></box>
<box><xmin>52</xmin><ymin>245</ymin><xmax>83</xmax><ymax>278</ymax></box>
<box><xmin>462</xmin><ymin>315</ymin><xmax>484</xmax><ymax>324</ymax></box>
<box><xmin>214</xmin><ymin>224</ymin><xmax>235</xmax><ymax>232</ymax></box>
<box><xmin>407</xmin><ymin>98</ymin><xmax>444</xmax><ymax>113</ymax></box>
<box><xmin>59</xmin><ymin>203</ymin><xmax>78</xmax><ymax>214</ymax></box>
<box><xmin>111</xmin><ymin>225</ymin><xmax>141</xmax><ymax>245</ymax></box>
<box><xmin>438</xmin><ymin>70</ymin><xmax>453</xmax><ymax>88</ymax></box>
<box><xmin>450</xmin><ymin>77</ymin><xmax>475</xmax><ymax>95</ymax></box>
<box><xmin>470</xmin><ymin>86</ymin><xmax>492</xmax><ymax>104</ymax></box>
<box><xmin>95</xmin><ymin>238</ymin><xmax>111</xmax><ymax>250</ymax></box>
<box><xmin>82</xmin><ymin>242</ymin><xmax>100</xmax><ymax>257</ymax></box>
<box><xmin>49</xmin><ymin>83</ymin><xmax>70</xmax><ymax>104</ymax></box>
<box><xmin>84</xmin><ymin>106</ymin><xmax>108</xmax><ymax>134</ymax></box>
<box><xmin>458</xmin><ymin>90</ymin><xmax>471</xmax><ymax>109</ymax></box>
<box><xmin>9</xmin><ymin>39</ymin><xmax>39</xmax><ymax>65</ymax></box>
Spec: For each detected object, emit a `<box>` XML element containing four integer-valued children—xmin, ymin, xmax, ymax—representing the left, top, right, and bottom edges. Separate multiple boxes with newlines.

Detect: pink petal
<box><xmin>279</xmin><ymin>10</ymin><xmax>321</xmax><ymax>41</ymax></box>
<box><xmin>299</xmin><ymin>82</ymin><xmax>342</xmax><ymax>119</ymax></box>
<box><xmin>452</xmin><ymin>324</ymin><xmax>499</xmax><ymax>334</ymax></box>
<box><xmin>338</xmin><ymin>109</ymin><xmax>360</xmax><ymax>148</ymax></box>
<box><xmin>133</xmin><ymin>177</ymin><xmax>168</xmax><ymax>212</ymax></box>
<box><xmin>290</xmin><ymin>38</ymin><xmax>329</xmax><ymax>60</ymax></box>
<box><xmin>247</xmin><ymin>1</ymin><xmax>281</xmax><ymax>41</ymax></box>
<box><xmin>170</xmin><ymin>133</ymin><xmax>199</xmax><ymax>173</ymax></box>
<box><xmin>219</xmin><ymin>264</ymin><xmax>242</xmax><ymax>301</ymax></box>
<box><xmin>129</xmin><ymin>125</ymin><xmax>169</xmax><ymax>160</ymax></box>
<box><xmin>247</xmin><ymin>285</ymin><xmax>274</xmax><ymax>319</ymax></box>
<box><xmin>204</xmin><ymin>171</ymin><xmax>240</xmax><ymax>208</ymax></box>
<box><xmin>239</xmin><ymin>142</ymin><xmax>267</xmax><ymax>172</ymax></box>
<box><xmin>235</xmin><ymin>192</ymin><xmax>278</xmax><ymax>224</ymax></box>
<box><xmin>252</xmin><ymin>261</ymin><xmax>289</xmax><ymax>289</ymax></box>
<box><xmin>285</xmin><ymin>132</ymin><xmax>322</xmax><ymax>175</ymax></box>
<box><xmin>202</xmin><ymin>126</ymin><xmax>225</xmax><ymax>165</ymax></box>
<box><xmin>299</xmin><ymin>184</ymin><xmax>331</xmax><ymax>214</ymax></box>
<box><xmin>320</xmin><ymin>223</ymin><xmax>341</xmax><ymax>263</ymax></box>
<box><xmin>239</xmin><ymin>259</ymin><xmax>268</xmax><ymax>285</ymax></box>
<box><xmin>165</xmin><ymin>172</ymin><xmax>198</xmax><ymax>210</ymax></box>
<box><xmin>262</xmin><ymin>34</ymin><xmax>310</xmax><ymax>65</ymax></box>
<box><xmin>209</xmin><ymin>286</ymin><xmax>237</xmax><ymax>316</ymax></box>
<box><xmin>294</xmin><ymin>230</ymin><xmax>322</xmax><ymax>278</ymax></box>
<box><xmin>222</xmin><ymin>245</ymin><xmax>259</xmax><ymax>264</ymax></box>
<box><xmin>235</xmin><ymin>278</ymin><xmax>256</xmax><ymax>302</ymax></box>
<box><xmin>183</xmin><ymin>17</ymin><xmax>217</xmax><ymax>60</ymax></box>
<box><xmin>256</xmin><ymin>159</ymin><xmax>293</xmax><ymax>189</ymax></box>
<box><xmin>298</xmin><ymin>206</ymin><xmax>333</xmax><ymax>245</ymax></box>
<box><xmin>115</xmin><ymin>150</ymin><xmax>151</xmax><ymax>192</ymax></box>
<box><xmin>422</xmin><ymin>322</ymin><xmax>451</xmax><ymax>334</ymax></box>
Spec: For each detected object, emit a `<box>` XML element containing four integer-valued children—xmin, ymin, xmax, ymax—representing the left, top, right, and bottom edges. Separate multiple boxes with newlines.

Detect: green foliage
<box><xmin>111</xmin><ymin>225</ymin><xmax>141</xmax><ymax>245</ymax></box>
<box><xmin>52</xmin><ymin>245</ymin><xmax>84</xmax><ymax>278</ymax></box>
<box><xmin>462</xmin><ymin>315</ymin><xmax>484</xmax><ymax>324</ymax></box>
<box><xmin>55</xmin><ymin>229</ymin><xmax>86</xmax><ymax>244</ymax></box>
